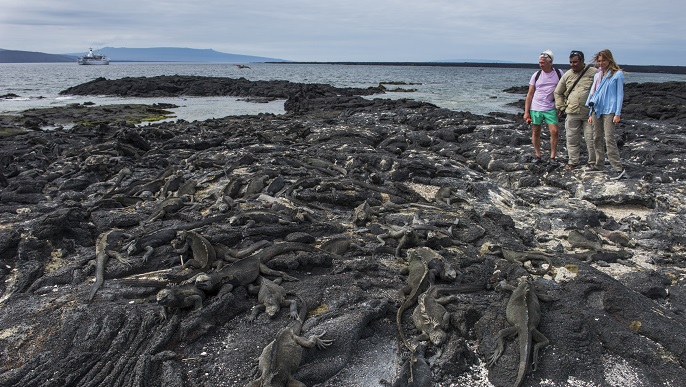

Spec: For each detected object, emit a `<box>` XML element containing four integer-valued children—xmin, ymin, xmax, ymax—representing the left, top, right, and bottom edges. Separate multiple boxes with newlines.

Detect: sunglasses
<box><xmin>540</xmin><ymin>52</ymin><xmax>552</xmax><ymax>60</ymax></box>
<box><xmin>570</xmin><ymin>50</ymin><xmax>584</xmax><ymax>59</ymax></box>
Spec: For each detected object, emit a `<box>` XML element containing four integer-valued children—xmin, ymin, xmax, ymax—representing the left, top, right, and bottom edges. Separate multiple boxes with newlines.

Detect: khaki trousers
<box><xmin>591</xmin><ymin>113</ymin><xmax>622</xmax><ymax>171</ymax></box>
<box><xmin>565</xmin><ymin>114</ymin><xmax>595</xmax><ymax>166</ymax></box>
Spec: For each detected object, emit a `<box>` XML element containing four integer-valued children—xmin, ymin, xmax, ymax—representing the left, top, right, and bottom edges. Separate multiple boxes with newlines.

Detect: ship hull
<box><xmin>77</xmin><ymin>59</ymin><xmax>110</xmax><ymax>65</ymax></box>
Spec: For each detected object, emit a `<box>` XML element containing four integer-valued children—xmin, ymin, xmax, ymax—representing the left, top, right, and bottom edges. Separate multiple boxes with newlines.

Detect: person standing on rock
<box><xmin>524</xmin><ymin>50</ymin><xmax>562</xmax><ymax>164</ymax></box>
<box><xmin>554</xmin><ymin>50</ymin><xmax>598</xmax><ymax>170</ymax></box>
<box><xmin>586</xmin><ymin>49</ymin><xmax>627</xmax><ymax>179</ymax></box>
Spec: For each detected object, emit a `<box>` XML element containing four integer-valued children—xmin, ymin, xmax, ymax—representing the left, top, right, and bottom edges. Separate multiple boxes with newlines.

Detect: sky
<box><xmin>1</xmin><ymin>0</ymin><xmax>684</xmax><ymax>66</ymax></box>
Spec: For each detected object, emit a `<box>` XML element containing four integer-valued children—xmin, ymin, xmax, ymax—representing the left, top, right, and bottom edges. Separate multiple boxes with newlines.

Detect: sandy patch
<box><xmin>596</xmin><ymin>204</ymin><xmax>653</xmax><ymax>221</ymax></box>
<box><xmin>406</xmin><ymin>182</ymin><xmax>439</xmax><ymax>201</ymax></box>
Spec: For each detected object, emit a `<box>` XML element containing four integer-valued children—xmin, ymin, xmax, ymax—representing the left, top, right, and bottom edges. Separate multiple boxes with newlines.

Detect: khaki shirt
<box><xmin>554</xmin><ymin>65</ymin><xmax>598</xmax><ymax>115</ymax></box>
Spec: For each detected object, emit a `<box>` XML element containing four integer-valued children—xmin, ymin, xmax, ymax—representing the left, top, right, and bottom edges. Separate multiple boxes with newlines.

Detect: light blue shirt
<box><xmin>586</xmin><ymin>70</ymin><xmax>624</xmax><ymax>116</ymax></box>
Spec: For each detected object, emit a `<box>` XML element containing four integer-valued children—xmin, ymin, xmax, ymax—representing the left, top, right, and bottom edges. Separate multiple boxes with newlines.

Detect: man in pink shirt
<box><xmin>524</xmin><ymin>50</ymin><xmax>562</xmax><ymax>164</ymax></box>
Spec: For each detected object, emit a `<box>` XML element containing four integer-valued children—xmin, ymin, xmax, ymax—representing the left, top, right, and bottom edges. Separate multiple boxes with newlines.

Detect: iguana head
<box><xmin>195</xmin><ymin>274</ymin><xmax>213</xmax><ymax>291</ymax></box>
<box><xmin>429</xmin><ymin>330</ymin><xmax>447</xmax><ymax>346</ymax></box>
<box><xmin>265</xmin><ymin>294</ymin><xmax>280</xmax><ymax>318</ymax></box>
<box><xmin>156</xmin><ymin>288</ymin><xmax>174</xmax><ymax>305</ymax></box>
<box><xmin>172</xmin><ymin>231</ymin><xmax>187</xmax><ymax>247</ymax></box>
<box><xmin>124</xmin><ymin>239</ymin><xmax>138</xmax><ymax>255</ymax></box>
<box><xmin>517</xmin><ymin>275</ymin><xmax>533</xmax><ymax>290</ymax></box>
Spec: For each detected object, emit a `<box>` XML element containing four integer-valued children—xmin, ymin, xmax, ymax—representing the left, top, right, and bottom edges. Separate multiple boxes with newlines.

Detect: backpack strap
<box><xmin>535</xmin><ymin>68</ymin><xmax>562</xmax><ymax>83</ymax></box>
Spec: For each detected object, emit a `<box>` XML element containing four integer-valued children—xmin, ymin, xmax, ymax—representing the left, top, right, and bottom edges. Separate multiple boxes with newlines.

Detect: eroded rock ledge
<box><xmin>1</xmin><ymin>77</ymin><xmax>685</xmax><ymax>387</ymax></box>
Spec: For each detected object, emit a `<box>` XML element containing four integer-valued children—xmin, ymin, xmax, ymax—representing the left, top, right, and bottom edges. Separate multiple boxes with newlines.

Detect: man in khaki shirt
<box><xmin>554</xmin><ymin>50</ymin><xmax>598</xmax><ymax>169</ymax></box>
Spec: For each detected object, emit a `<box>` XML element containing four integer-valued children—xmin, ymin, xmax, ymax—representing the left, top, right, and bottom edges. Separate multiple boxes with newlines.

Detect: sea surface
<box><xmin>1</xmin><ymin>62</ymin><xmax>685</xmax><ymax>122</ymax></box>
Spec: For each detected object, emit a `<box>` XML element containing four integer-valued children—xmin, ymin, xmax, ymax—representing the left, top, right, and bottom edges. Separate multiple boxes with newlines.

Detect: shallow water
<box><xmin>1</xmin><ymin>62</ymin><xmax>684</xmax><ymax>121</ymax></box>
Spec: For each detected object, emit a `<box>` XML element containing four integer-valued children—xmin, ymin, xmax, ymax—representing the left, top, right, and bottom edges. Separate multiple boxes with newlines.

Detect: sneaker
<box><xmin>610</xmin><ymin>169</ymin><xmax>628</xmax><ymax>180</ymax></box>
<box><xmin>532</xmin><ymin>156</ymin><xmax>542</xmax><ymax>164</ymax></box>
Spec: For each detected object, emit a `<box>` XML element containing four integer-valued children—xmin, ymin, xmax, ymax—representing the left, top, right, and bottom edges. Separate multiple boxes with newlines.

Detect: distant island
<box><xmin>0</xmin><ymin>49</ymin><xmax>73</xmax><ymax>63</ymax></box>
<box><xmin>0</xmin><ymin>47</ymin><xmax>286</xmax><ymax>63</ymax></box>
<box><xmin>1</xmin><ymin>48</ymin><xmax>685</xmax><ymax>75</ymax></box>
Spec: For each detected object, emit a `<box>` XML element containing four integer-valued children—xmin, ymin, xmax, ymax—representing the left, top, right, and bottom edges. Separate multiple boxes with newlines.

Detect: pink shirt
<box><xmin>529</xmin><ymin>70</ymin><xmax>560</xmax><ymax>111</ymax></box>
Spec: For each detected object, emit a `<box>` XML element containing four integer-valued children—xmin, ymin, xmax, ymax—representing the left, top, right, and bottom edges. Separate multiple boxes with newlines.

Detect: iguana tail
<box><xmin>523</xmin><ymin>254</ymin><xmax>552</xmax><ymax>276</ymax></box>
<box><xmin>515</xmin><ymin>329</ymin><xmax>532</xmax><ymax>387</ymax></box>
<box><xmin>515</xmin><ymin>280</ymin><xmax>533</xmax><ymax>387</ymax></box>
<box><xmin>117</xmin><ymin>279</ymin><xmax>170</xmax><ymax>288</ymax></box>
<box><xmin>255</xmin><ymin>242</ymin><xmax>318</xmax><ymax>263</ymax></box>
<box><xmin>88</xmin><ymin>254</ymin><xmax>108</xmax><ymax>301</ymax></box>
<box><xmin>396</xmin><ymin>299</ymin><xmax>415</xmax><ymax>353</ymax></box>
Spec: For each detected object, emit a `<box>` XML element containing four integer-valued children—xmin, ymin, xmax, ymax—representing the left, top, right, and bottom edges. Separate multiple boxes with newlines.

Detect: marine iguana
<box><xmin>88</xmin><ymin>229</ymin><xmax>132</xmax><ymax>301</ymax></box>
<box><xmin>248</xmin><ymin>276</ymin><xmax>299</xmax><ymax>321</ymax></box>
<box><xmin>102</xmin><ymin>167</ymin><xmax>133</xmax><ymax>197</ymax></box>
<box><xmin>124</xmin><ymin>176</ymin><xmax>168</xmax><ymax>198</ymax></box>
<box><xmin>489</xmin><ymin>276</ymin><xmax>550</xmax><ymax>387</ymax></box>
<box><xmin>596</xmin><ymin>228</ymin><xmax>635</xmax><ymax>248</ymax></box>
<box><xmin>396</xmin><ymin>247</ymin><xmax>456</xmax><ymax>353</ymax></box>
<box><xmin>390</xmin><ymin>343</ymin><xmax>432</xmax><ymax>387</ymax></box>
<box><xmin>246</xmin><ymin>297</ymin><xmax>333</xmax><ymax>387</ymax></box>
<box><xmin>220</xmin><ymin>239</ymin><xmax>272</xmax><ymax>262</ymax></box>
<box><xmin>158</xmin><ymin>169</ymin><xmax>184</xmax><ymax>198</ymax></box>
<box><xmin>141</xmin><ymin>194</ymin><xmax>192</xmax><ymax>224</ymax></box>
<box><xmin>188</xmin><ymin>242</ymin><xmax>306</xmax><ymax>295</ymax></box>
<box><xmin>570</xmin><ymin>249</ymin><xmax>634</xmax><ymax>266</ymax></box>
<box><xmin>156</xmin><ymin>284</ymin><xmax>206</xmax><ymax>320</ymax></box>
<box><xmin>219</xmin><ymin>177</ymin><xmax>244</xmax><ymax>200</ymax></box>
<box><xmin>567</xmin><ymin>228</ymin><xmax>603</xmax><ymax>251</ymax></box>
<box><xmin>351</xmin><ymin>199</ymin><xmax>378</xmax><ymax>226</ymax></box>
<box><xmin>306</xmin><ymin>157</ymin><xmax>347</xmax><ymax>175</ymax></box>
<box><xmin>319</xmin><ymin>236</ymin><xmax>364</xmax><ymax>256</ymax></box>
<box><xmin>411</xmin><ymin>284</ymin><xmax>483</xmax><ymax>347</ymax></box>
<box><xmin>488</xmin><ymin>245</ymin><xmax>553</xmax><ymax>276</ymax></box>
<box><xmin>434</xmin><ymin>186</ymin><xmax>469</xmax><ymax>206</ymax></box>
<box><xmin>243</xmin><ymin>174</ymin><xmax>269</xmax><ymax>198</ymax></box>
<box><xmin>229</xmin><ymin>208</ymin><xmax>293</xmax><ymax>227</ymax></box>
<box><xmin>173</xmin><ymin>229</ymin><xmax>217</xmax><ymax>270</ymax></box>
<box><xmin>378</xmin><ymin>226</ymin><xmax>420</xmax><ymax>258</ymax></box>
<box><xmin>174</xmin><ymin>179</ymin><xmax>197</xmax><ymax>201</ymax></box>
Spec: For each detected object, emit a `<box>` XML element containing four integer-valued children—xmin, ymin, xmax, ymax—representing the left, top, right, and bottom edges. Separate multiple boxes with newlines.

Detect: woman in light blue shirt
<box><xmin>586</xmin><ymin>49</ymin><xmax>627</xmax><ymax>179</ymax></box>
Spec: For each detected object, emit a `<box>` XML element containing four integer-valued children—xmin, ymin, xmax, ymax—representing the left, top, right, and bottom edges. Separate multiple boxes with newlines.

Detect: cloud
<box><xmin>1</xmin><ymin>0</ymin><xmax>685</xmax><ymax>65</ymax></box>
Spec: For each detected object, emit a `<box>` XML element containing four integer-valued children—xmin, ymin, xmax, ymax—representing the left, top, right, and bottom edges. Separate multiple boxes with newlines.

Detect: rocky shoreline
<box><xmin>1</xmin><ymin>76</ymin><xmax>686</xmax><ymax>386</ymax></box>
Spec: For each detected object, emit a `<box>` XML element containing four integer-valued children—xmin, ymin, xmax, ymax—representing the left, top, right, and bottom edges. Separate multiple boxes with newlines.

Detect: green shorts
<box><xmin>530</xmin><ymin>109</ymin><xmax>559</xmax><ymax>125</ymax></box>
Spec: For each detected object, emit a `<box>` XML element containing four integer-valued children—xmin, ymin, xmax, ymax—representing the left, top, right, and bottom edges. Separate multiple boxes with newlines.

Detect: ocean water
<box><xmin>1</xmin><ymin>62</ymin><xmax>684</xmax><ymax>122</ymax></box>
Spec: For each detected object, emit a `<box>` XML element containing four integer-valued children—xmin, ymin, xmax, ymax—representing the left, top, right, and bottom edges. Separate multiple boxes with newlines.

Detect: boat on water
<box><xmin>77</xmin><ymin>48</ymin><xmax>110</xmax><ymax>65</ymax></box>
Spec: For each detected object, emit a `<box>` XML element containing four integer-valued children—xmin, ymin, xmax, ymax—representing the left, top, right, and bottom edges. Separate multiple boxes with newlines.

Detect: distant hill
<box><xmin>64</xmin><ymin>47</ymin><xmax>287</xmax><ymax>63</ymax></box>
<box><xmin>0</xmin><ymin>47</ymin><xmax>286</xmax><ymax>63</ymax></box>
<box><xmin>0</xmin><ymin>49</ymin><xmax>74</xmax><ymax>63</ymax></box>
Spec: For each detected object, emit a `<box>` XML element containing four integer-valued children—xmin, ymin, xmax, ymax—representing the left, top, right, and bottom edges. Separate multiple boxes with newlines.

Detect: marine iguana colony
<box><xmin>1</xmin><ymin>76</ymin><xmax>686</xmax><ymax>386</ymax></box>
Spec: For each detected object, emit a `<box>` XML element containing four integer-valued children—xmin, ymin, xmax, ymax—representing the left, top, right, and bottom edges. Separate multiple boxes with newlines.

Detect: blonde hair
<box><xmin>594</xmin><ymin>49</ymin><xmax>622</xmax><ymax>74</ymax></box>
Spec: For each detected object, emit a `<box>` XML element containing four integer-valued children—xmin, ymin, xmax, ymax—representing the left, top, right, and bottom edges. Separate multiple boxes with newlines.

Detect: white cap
<box><xmin>540</xmin><ymin>50</ymin><xmax>554</xmax><ymax>62</ymax></box>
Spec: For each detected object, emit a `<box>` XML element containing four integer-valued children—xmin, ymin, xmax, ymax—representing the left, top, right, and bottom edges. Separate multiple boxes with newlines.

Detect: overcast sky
<box><xmin>1</xmin><ymin>0</ymin><xmax>684</xmax><ymax>65</ymax></box>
